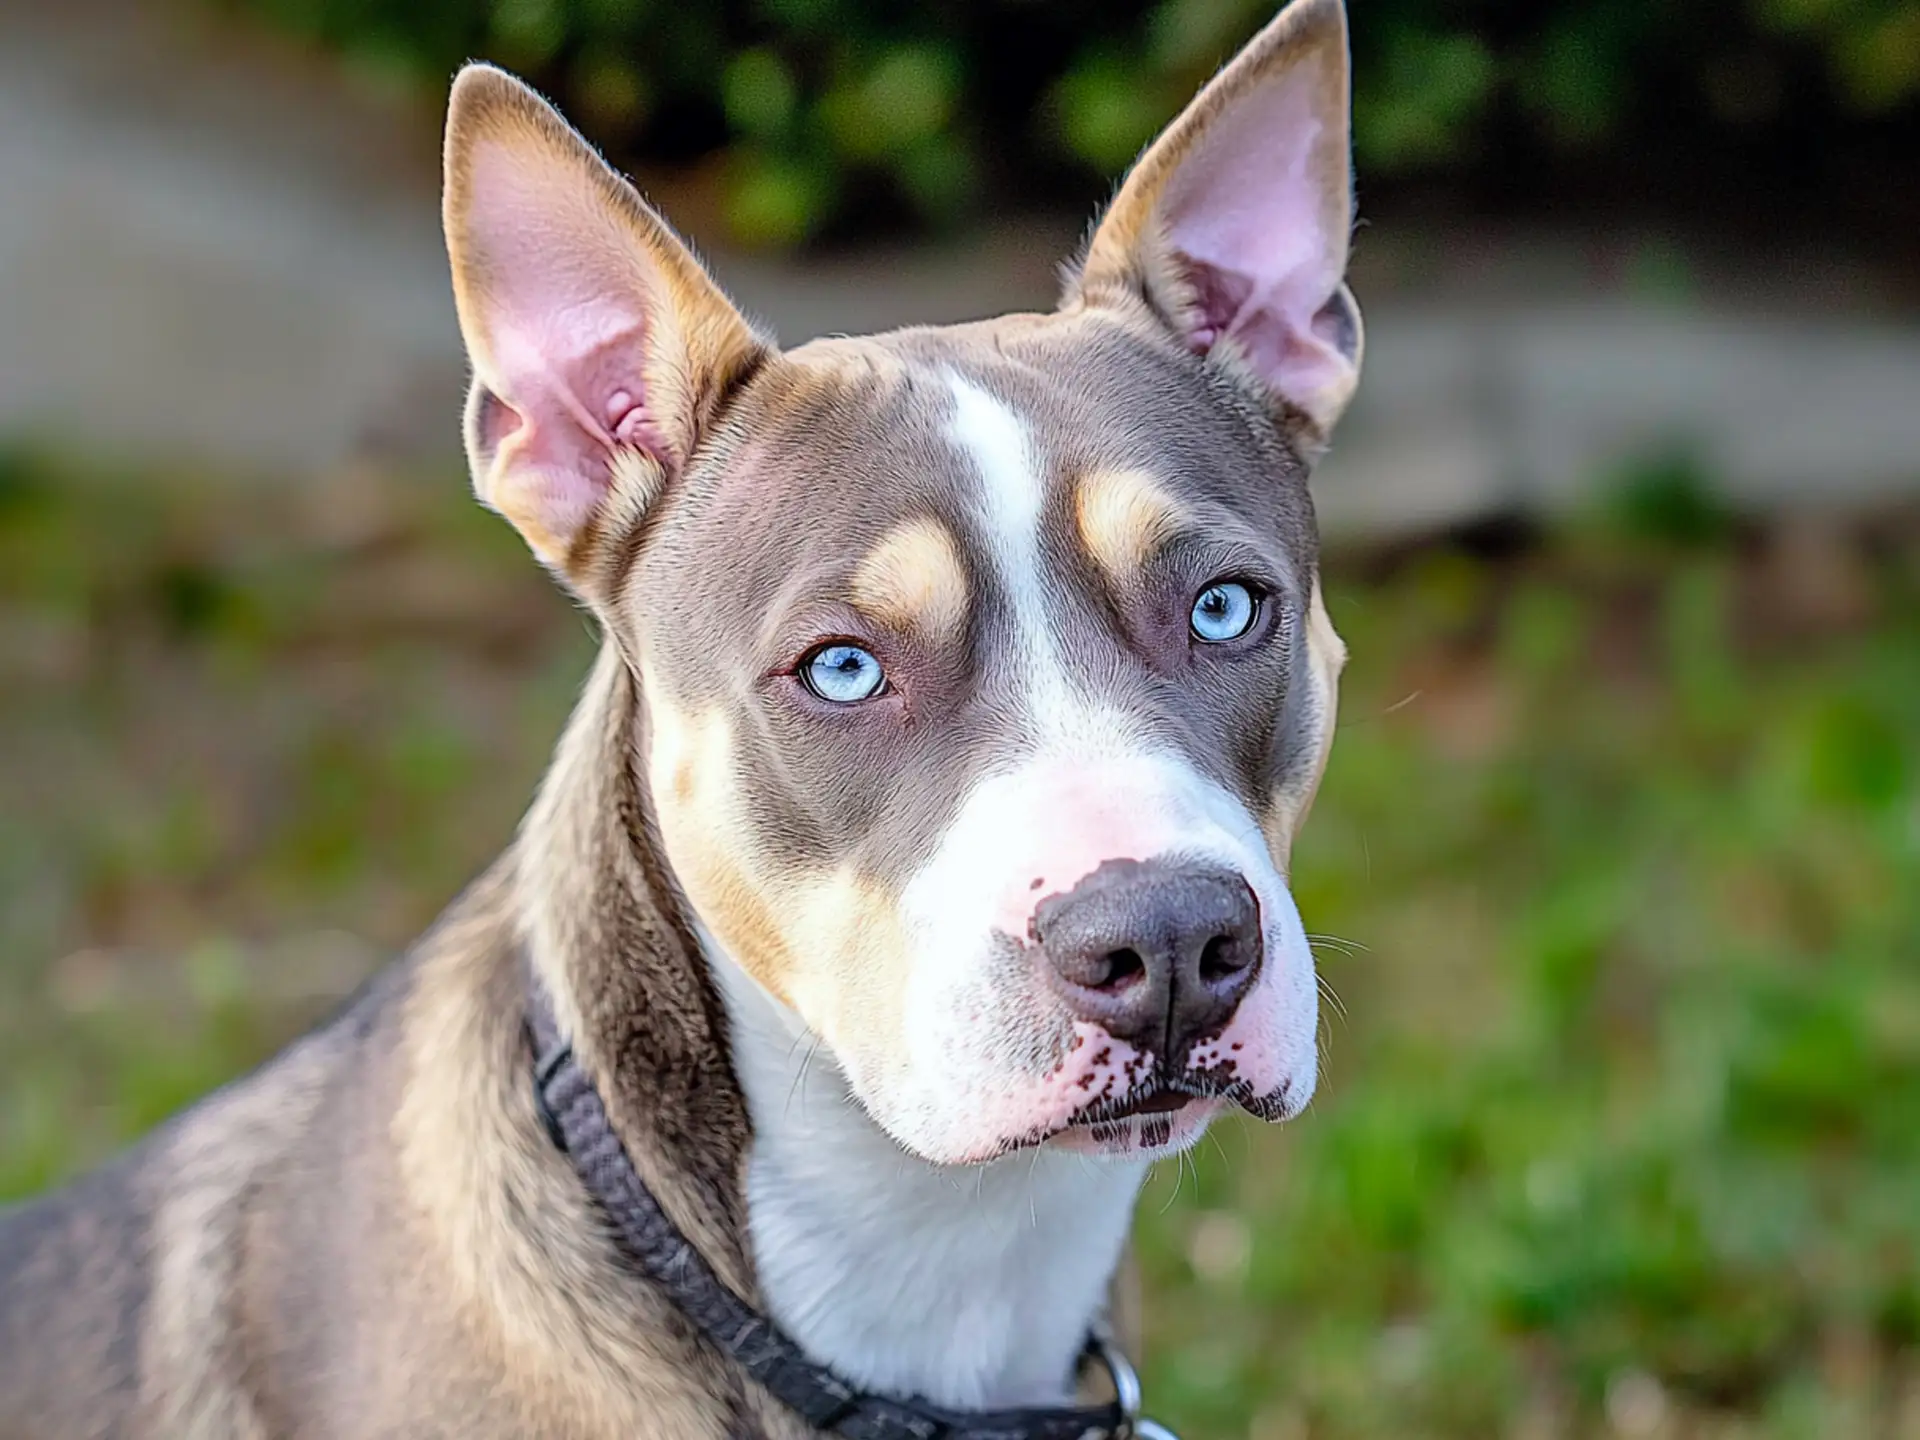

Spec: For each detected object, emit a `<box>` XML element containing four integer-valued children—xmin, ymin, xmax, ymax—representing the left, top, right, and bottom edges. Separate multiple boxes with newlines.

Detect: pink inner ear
<box><xmin>462</xmin><ymin>138</ymin><xmax>671</xmax><ymax>547</ymax></box>
<box><xmin>1159</xmin><ymin>63</ymin><xmax>1352</xmax><ymax>412</ymax></box>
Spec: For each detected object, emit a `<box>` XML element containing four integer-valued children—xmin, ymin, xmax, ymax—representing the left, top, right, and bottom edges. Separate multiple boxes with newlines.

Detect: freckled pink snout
<box><xmin>1032</xmin><ymin>858</ymin><xmax>1262</xmax><ymax>1062</ymax></box>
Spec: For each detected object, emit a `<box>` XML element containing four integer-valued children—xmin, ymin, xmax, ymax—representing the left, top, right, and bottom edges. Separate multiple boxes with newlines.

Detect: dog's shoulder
<box><xmin>0</xmin><ymin>1137</ymin><xmax>155</xmax><ymax>1436</ymax></box>
<box><xmin>0</xmin><ymin>950</ymin><xmax>412</xmax><ymax>1436</ymax></box>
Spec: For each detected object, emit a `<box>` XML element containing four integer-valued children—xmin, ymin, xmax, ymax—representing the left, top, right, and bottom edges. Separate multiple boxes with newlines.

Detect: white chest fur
<box><xmin>710</xmin><ymin>944</ymin><xmax>1149</xmax><ymax>1412</ymax></box>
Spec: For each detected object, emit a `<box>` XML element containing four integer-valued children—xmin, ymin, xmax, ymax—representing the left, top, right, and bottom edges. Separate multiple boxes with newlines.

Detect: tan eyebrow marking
<box><xmin>1074</xmin><ymin>468</ymin><xmax>1192</xmax><ymax>582</ymax></box>
<box><xmin>850</xmin><ymin>517</ymin><xmax>971</xmax><ymax>643</ymax></box>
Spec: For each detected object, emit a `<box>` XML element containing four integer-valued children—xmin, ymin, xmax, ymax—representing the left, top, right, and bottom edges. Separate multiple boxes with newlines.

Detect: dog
<box><xmin>0</xmin><ymin>0</ymin><xmax>1360</xmax><ymax>1433</ymax></box>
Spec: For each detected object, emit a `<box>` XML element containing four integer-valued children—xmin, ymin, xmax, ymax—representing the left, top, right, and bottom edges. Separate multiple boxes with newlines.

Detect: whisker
<box><xmin>1307</xmin><ymin>932</ymin><xmax>1369</xmax><ymax>957</ymax></box>
<box><xmin>1204</xmin><ymin>1127</ymin><xmax>1231</xmax><ymax>1170</ymax></box>
<box><xmin>1316</xmin><ymin>973</ymin><xmax>1350</xmax><ymax>1022</ymax></box>
<box><xmin>782</xmin><ymin>1035</ymin><xmax>822</xmax><ymax>1119</ymax></box>
<box><xmin>1338</xmin><ymin>690</ymin><xmax>1424</xmax><ymax>733</ymax></box>
<box><xmin>1158</xmin><ymin>1152</ymin><xmax>1186</xmax><ymax>1213</ymax></box>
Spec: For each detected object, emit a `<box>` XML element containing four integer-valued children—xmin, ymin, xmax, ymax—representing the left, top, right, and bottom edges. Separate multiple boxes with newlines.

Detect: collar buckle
<box><xmin>1088</xmin><ymin>1337</ymin><xmax>1178</xmax><ymax>1440</ymax></box>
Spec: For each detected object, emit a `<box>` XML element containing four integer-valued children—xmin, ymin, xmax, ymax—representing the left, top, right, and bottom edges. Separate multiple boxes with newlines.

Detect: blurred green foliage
<box><xmin>4</xmin><ymin>448</ymin><xmax>1918</xmax><ymax>1433</ymax></box>
<box><xmin>224</xmin><ymin>0</ymin><xmax>1920</xmax><ymax>245</ymax></box>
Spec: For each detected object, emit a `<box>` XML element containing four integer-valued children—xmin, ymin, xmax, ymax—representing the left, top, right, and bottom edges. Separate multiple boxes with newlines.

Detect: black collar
<box><xmin>527</xmin><ymin>985</ymin><xmax>1169</xmax><ymax>1440</ymax></box>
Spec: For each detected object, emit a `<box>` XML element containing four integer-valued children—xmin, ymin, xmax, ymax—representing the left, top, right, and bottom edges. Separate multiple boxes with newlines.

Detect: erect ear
<box><xmin>443</xmin><ymin>64</ymin><xmax>768</xmax><ymax>578</ymax></box>
<box><xmin>1068</xmin><ymin>0</ymin><xmax>1361</xmax><ymax>445</ymax></box>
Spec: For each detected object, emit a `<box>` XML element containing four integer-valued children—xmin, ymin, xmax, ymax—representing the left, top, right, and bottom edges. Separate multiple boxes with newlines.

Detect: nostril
<box><xmin>1091</xmin><ymin>947</ymin><xmax>1146</xmax><ymax>991</ymax></box>
<box><xmin>1199</xmin><ymin>934</ymin><xmax>1250</xmax><ymax>985</ymax></box>
<box><xmin>1034</xmin><ymin>860</ymin><xmax>1262</xmax><ymax>1051</ymax></box>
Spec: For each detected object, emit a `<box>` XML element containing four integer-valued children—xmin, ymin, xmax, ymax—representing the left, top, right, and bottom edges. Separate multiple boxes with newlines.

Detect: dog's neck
<box><xmin>517</xmin><ymin>643</ymin><xmax>757</xmax><ymax>1292</ymax></box>
<box><xmin>518</xmin><ymin>643</ymin><xmax>1147</xmax><ymax>1413</ymax></box>
<box><xmin>710</xmin><ymin>940</ymin><xmax>1148</xmax><ymax>1412</ymax></box>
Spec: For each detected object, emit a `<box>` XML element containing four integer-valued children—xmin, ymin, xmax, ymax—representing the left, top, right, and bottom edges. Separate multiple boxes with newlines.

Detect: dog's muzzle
<box><xmin>1032</xmin><ymin>857</ymin><xmax>1261</xmax><ymax>1064</ymax></box>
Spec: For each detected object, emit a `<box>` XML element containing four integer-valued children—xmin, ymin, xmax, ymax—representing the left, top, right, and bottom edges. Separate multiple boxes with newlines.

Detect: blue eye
<box><xmin>801</xmin><ymin>643</ymin><xmax>886</xmax><ymax>703</ymax></box>
<box><xmin>1190</xmin><ymin>581</ymin><xmax>1259</xmax><ymax>643</ymax></box>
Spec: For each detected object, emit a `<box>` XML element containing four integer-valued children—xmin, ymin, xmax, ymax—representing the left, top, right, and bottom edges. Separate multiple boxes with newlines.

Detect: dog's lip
<box><xmin>969</xmin><ymin>1075</ymin><xmax>1269</xmax><ymax>1161</ymax></box>
<box><xmin>1097</xmin><ymin>1085</ymin><xmax>1192</xmax><ymax>1119</ymax></box>
<box><xmin>1043</xmin><ymin>1092</ymin><xmax>1225</xmax><ymax>1157</ymax></box>
<box><xmin>967</xmin><ymin>1088</ymin><xmax>1226</xmax><ymax>1162</ymax></box>
<box><xmin>1057</xmin><ymin>1082</ymin><xmax>1210</xmax><ymax>1135</ymax></box>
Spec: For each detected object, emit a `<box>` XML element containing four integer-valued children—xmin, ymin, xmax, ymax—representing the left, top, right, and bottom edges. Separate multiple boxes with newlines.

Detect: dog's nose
<box><xmin>1032</xmin><ymin>858</ymin><xmax>1262</xmax><ymax>1060</ymax></box>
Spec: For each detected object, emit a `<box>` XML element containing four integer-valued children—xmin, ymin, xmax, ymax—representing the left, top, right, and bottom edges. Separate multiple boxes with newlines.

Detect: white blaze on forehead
<box><xmin>944</xmin><ymin>372</ymin><xmax>1113</xmax><ymax>748</ymax></box>
<box><xmin>947</xmin><ymin>372</ymin><xmax>1043</xmax><ymax>543</ymax></box>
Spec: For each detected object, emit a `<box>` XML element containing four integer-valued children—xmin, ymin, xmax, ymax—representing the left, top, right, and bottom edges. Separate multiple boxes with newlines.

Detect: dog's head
<box><xmin>443</xmin><ymin>0</ymin><xmax>1359</xmax><ymax>1165</ymax></box>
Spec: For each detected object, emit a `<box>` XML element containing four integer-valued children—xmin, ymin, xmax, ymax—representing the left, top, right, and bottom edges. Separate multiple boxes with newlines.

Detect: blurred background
<box><xmin>2</xmin><ymin>0</ymin><xmax>1918</xmax><ymax>1434</ymax></box>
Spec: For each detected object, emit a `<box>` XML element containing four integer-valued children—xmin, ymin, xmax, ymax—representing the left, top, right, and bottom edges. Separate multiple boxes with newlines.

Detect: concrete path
<box><xmin>3</xmin><ymin>0</ymin><xmax>1917</xmax><ymax>537</ymax></box>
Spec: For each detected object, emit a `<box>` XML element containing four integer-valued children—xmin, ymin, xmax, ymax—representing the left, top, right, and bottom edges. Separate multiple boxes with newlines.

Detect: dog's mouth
<box><xmin>1070</xmin><ymin>1069</ymin><xmax>1267</xmax><ymax>1127</ymax></box>
<box><xmin>1096</xmin><ymin>1085</ymin><xmax>1192</xmax><ymax>1119</ymax></box>
<box><xmin>1012</xmin><ymin>1075</ymin><xmax>1257</xmax><ymax>1159</ymax></box>
<box><xmin>952</xmin><ymin>1073</ymin><xmax>1298</xmax><ymax>1163</ymax></box>
<box><xmin>1039</xmin><ymin>1084</ymin><xmax>1224</xmax><ymax>1158</ymax></box>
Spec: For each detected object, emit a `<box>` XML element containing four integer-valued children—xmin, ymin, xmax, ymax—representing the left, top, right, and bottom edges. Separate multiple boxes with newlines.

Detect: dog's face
<box><xmin>444</xmin><ymin>0</ymin><xmax>1361</xmax><ymax>1165</ymax></box>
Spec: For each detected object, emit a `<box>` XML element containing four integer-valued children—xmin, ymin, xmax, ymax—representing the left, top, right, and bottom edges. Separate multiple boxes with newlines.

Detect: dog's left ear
<box><xmin>443</xmin><ymin>64</ymin><xmax>768</xmax><ymax>581</ymax></box>
<box><xmin>1067</xmin><ymin>0</ymin><xmax>1361</xmax><ymax>446</ymax></box>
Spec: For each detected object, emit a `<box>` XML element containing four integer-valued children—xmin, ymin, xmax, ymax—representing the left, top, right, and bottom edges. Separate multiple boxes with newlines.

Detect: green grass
<box><xmin>3</xmin><ymin>450</ymin><xmax>1917</xmax><ymax>1437</ymax></box>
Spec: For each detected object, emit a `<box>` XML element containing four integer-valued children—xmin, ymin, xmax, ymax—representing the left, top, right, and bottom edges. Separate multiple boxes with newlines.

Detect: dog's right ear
<box><xmin>443</xmin><ymin>64</ymin><xmax>767</xmax><ymax>580</ymax></box>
